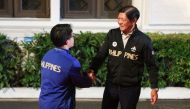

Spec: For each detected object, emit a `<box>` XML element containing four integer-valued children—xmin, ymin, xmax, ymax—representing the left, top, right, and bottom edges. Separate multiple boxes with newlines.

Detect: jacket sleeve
<box><xmin>69</xmin><ymin>66</ymin><xmax>92</xmax><ymax>88</ymax></box>
<box><xmin>89</xmin><ymin>30</ymin><xmax>110</xmax><ymax>73</ymax></box>
<box><xmin>143</xmin><ymin>38</ymin><xmax>158</xmax><ymax>89</ymax></box>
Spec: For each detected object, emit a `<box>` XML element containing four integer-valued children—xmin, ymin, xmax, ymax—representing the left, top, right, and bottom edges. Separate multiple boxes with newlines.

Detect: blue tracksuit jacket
<box><xmin>39</xmin><ymin>48</ymin><xmax>91</xmax><ymax>109</ymax></box>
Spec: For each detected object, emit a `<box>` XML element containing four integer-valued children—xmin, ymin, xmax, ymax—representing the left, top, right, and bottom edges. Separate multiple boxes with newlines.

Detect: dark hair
<box><xmin>118</xmin><ymin>5</ymin><xmax>140</xmax><ymax>21</ymax></box>
<box><xmin>50</xmin><ymin>24</ymin><xmax>72</xmax><ymax>47</ymax></box>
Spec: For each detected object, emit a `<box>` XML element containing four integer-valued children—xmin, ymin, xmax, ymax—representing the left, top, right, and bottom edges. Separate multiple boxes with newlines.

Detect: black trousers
<box><xmin>101</xmin><ymin>84</ymin><xmax>141</xmax><ymax>109</ymax></box>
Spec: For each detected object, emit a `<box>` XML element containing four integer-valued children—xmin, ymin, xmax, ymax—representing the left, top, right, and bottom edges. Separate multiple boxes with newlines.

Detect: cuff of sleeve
<box><xmin>151</xmin><ymin>83</ymin><xmax>158</xmax><ymax>89</ymax></box>
<box><xmin>151</xmin><ymin>88</ymin><xmax>159</xmax><ymax>92</ymax></box>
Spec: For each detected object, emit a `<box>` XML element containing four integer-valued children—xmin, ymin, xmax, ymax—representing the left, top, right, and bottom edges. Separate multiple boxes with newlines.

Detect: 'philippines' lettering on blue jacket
<box><xmin>39</xmin><ymin>48</ymin><xmax>91</xmax><ymax>109</ymax></box>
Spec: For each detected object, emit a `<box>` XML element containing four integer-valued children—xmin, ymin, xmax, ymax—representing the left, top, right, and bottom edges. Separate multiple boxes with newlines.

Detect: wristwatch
<box><xmin>152</xmin><ymin>88</ymin><xmax>159</xmax><ymax>92</ymax></box>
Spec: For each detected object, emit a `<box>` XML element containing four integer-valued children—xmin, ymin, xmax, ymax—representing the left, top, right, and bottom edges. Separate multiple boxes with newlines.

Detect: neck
<box><xmin>61</xmin><ymin>45</ymin><xmax>69</xmax><ymax>50</ymax></box>
<box><xmin>123</xmin><ymin>24</ymin><xmax>135</xmax><ymax>34</ymax></box>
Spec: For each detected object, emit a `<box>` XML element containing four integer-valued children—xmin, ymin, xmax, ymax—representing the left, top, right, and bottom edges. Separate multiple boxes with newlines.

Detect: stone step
<box><xmin>0</xmin><ymin>99</ymin><xmax>190</xmax><ymax>109</ymax></box>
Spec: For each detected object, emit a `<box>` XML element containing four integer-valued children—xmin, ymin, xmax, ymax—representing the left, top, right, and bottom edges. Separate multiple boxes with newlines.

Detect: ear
<box><xmin>132</xmin><ymin>18</ymin><xmax>137</xmax><ymax>24</ymax></box>
<box><xmin>63</xmin><ymin>39</ymin><xmax>68</xmax><ymax>46</ymax></box>
<box><xmin>65</xmin><ymin>39</ymin><xmax>69</xmax><ymax>45</ymax></box>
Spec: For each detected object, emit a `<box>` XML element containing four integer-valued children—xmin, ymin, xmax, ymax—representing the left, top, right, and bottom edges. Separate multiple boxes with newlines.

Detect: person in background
<box><xmin>88</xmin><ymin>5</ymin><xmax>159</xmax><ymax>109</ymax></box>
<box><xmin>39</xmin><ymin>24</ymin><xmax>92</xmax><ymax>109</ymax></box>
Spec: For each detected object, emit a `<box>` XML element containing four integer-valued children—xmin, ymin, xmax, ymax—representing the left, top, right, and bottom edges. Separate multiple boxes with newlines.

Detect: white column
<box><xmin>50</xmin><ymin>0</ymin><xmax>60</xmax><ymax>24</ymax></box>
<box><xmin>132</xmin><ymin>0</ymin><xmax>145</xmax><ymax>29</ymax></box>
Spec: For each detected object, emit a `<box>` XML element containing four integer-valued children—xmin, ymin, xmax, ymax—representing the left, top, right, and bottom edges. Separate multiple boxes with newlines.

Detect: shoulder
<box><xmin>108</xmin><ymin>28</ymin><xmax>120</xmax><ymax>34</ymax></box>
<box><xmin>63</xmin><ymin>53</ymin><xmax>81</xmax><ymax>68</ymax></box>
<box><xmin>42</xmin><ymin>48</ymin><xmax>55</xmax><ymax>58</ymax></box>
<box><xmin>135</xmin><ymin>29</ymin><xmax>152</xmax><ymax>43</ymax></box>
<box><xmin>107</xmin><ymin>28</ymin><xmax>121</xmax><ymax>38</ymax></box>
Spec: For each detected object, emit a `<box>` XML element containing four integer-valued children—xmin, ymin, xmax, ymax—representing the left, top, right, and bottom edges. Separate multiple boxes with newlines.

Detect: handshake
<box><xmin>86</xmin><ymin>69</ymin><xmax>96</xmax><ymax>83</ymax></box>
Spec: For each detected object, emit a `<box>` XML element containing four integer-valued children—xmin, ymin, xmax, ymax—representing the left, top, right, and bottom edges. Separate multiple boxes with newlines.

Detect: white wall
<box><xmin>0</xmin><ymin>0</ymin><xmax>190</xmax><ymax>41</ymax></box>
<box><xmin>134</xmin><ymin>0</ymin><xmax>190</xmax><ymax>33</ymax></box>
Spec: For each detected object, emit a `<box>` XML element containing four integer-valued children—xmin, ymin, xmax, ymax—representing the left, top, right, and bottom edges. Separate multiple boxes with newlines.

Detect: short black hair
<box><xmin>50</xmin><ymin>24</ymin><xmax>72</xmax><ymax>47</ymax></box>
<box><xmin>118</xmin><ymin>5</ymin><xmax>140</xmax><ymax>21</ymax></box>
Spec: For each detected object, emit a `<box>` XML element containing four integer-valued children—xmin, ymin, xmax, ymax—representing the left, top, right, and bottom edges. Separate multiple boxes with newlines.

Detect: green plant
<box><xmin>1</xmin><ymin>32</ymin><xmax>190</xmax><ymax>88</ymax></box>
<box><xmin>148</xmin><ymin>33</ymin><xmax>190</xmax><ymax>88</ymax></box>
<box><xmin>20</xmin><ymin>32</ymin><xmax>190</xmax><ymax>88</ymax></box>
<box><xmin>0</xmin><ymin>33</ymin><xmax>6</xmax><ymax>40</ymax></box>
<box><xmin>70</xmin><ymin>32</ymin><xmax>107</xmax><ymax>86</ymax></box>
<box><xmin>21</xmin><ymin>32</ymin><xmax>54</xmax><ymax>87</ymax></box>
<box><xmin>0</xmin><ymin>34</ymin><xmax>24</xmax><ymax>88</ymax></box>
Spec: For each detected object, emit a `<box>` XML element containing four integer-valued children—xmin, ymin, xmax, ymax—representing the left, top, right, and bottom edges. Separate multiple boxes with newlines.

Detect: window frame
<box><xmin>0</xmin><ymin>0</ymin><xmax>13</xmax><ymax>17</ymax></box>
<box><xmin>13</xmin><ymin>0</ymin><xmax>50</xmax><ymax>18</ymax></box>
<box><xmin>61</xmin><ymin>0</ymin><xmax>132</xmax><ymax>19</ymax></box>
<box><xmin>97</xmin><ymin>0</ymin><xmax>132</xmax><ymax>18</ymax></box>
<box><xmin>61</xmin><ymin>0</ymin><xmax>96</xmax><ymax>18</ymax></box>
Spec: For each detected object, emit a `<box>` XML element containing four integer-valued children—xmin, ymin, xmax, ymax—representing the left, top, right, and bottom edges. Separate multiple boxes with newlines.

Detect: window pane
<box><xmin>98</xmin><ymin>0</ymin><xmax>132</xmax><ymax>18</ymax></box>
<box><xmin>104</xmin><ymin>0</ymin><xmax>131</xmax><ymax>11</ymax></box>
<box><xmin>0</xmin><ymin>0</ymin><xmax>4</xmax><ymax>9</ymax></box>
<box><xmin>69</xmin><ymin>0</ymin><xmax>88</xmax><ymax>11</ymax></box>
<box><xmin>14</xmin><ymin>0</ymin><xmax>50</xmax><ymax>18</ymax></box>
<box><xmin>0</xmin><ymin>0</ymin><xmax>13</xmax><ymax>17</ymax></box>
<box><xmin>61</xmin><ymin>0</ymin><xmax>96</xmax><ymax>18</ymax></box>
<box><xmin>22</xmin><ymin>0</ymin><xmax>41</xmax><ymax>10</ymax></box>
<box><xmin>61</xmin><ymin>0</ymin><xmax>132</xmax><ymax>19</ymax></box>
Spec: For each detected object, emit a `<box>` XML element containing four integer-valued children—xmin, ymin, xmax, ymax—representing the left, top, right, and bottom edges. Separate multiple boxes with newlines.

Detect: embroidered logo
<box><xmin>131</xmin><ymin>46</ymin><xmax>136</xmax><ymax>52</ymax></box>
<box><xmin>152</xmin><ymin>51</ymin><xmax>155</xmax><ymax>55</ymax></box>
<box><xmin>112</xmin><ymin>41</ymin><xmax>117</xmax><ymax>47</ymax></box>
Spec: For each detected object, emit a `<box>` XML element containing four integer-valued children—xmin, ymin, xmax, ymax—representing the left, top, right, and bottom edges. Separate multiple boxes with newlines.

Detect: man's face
<box><xmin>117</xmin><ymin>13</ymin><xmax>134</xmax><ymax>33</ymax></box>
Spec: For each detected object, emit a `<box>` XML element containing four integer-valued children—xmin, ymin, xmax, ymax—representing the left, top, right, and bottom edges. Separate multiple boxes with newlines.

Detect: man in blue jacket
<box><xmin>39</xmin><ymin>24</ymin><xmax>92</xmax><ymax>109</ymax></box>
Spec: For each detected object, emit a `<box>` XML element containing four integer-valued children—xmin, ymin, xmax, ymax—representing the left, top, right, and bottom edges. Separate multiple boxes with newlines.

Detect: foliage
<box><xmin>0</xmin><ymin>33</ymin><xmax>24</xmax><ymax>88</ymax></box>
<box><xmin>70</xmin><ymin>32</ymin><xmax>107</xmax><ymax>86</ymax></box>
<box><xmin>144</xmin><ymin>33</ymin><xmax>190</xmax><ymax>88</ymax></box>
<box><xmin>20</xmin><ymin>32</ymin><xmax>54</xmax><ymax>88</ymax></box>
<box><xmin>1</xmin><ymin>32</ymin><xmax>190</xmax><ymax>88</ymax></box>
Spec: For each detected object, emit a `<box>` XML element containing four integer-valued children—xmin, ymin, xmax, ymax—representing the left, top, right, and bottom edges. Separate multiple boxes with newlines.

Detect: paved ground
<box><xmin>0</xmin><ymin>99</ymin><xmax>190</xmax><ymax>109</ymax></box>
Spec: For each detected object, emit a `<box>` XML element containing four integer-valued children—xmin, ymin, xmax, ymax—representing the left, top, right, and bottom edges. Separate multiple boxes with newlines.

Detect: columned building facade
<box><xmin>0</xmin><ymin>0</ymin><xmax>190</xmax><ymax>41</ymax></box>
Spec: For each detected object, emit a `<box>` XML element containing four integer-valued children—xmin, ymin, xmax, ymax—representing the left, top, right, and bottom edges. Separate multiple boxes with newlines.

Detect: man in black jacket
<box><xmin>88</xmin><ymin>5</ymin><xmax>159</xmax><ymax>109</ymax></box>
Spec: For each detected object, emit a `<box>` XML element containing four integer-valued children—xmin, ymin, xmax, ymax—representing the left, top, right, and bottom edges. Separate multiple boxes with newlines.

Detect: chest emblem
<box><xmin>131</xmin><ymin>46</ymin><xmax>136</xmax><ymax>52</ymax></box>
<box><xmin>152</xmin><ymin>51</ymin><xmax>155</xmax><ymax>55</ymax></box>
<box><xmin>112</xmin><ymin>41</ymin><xmax>117</xmax><ymax>47</ymax></box>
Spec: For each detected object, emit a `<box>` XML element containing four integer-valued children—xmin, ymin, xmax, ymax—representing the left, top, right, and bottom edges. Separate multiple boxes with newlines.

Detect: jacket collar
<box><xmin>55</xmin><ymin>47</ymin><xmax>70</xmax><ymax>53</ymax></box>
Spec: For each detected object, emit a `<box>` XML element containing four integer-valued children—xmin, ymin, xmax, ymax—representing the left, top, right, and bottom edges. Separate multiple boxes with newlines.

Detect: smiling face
<box><xmin>117</xmin><ymin>13</ymin><xmax>135</xmax><ymax>34</ymax></box>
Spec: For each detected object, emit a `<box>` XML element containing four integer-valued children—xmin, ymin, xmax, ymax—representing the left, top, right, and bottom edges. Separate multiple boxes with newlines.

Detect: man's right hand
<box><xmin>87</xmin><ymin>69</ymin><xmax>96</xmax><ymax>82</ymax></box>
<box><xmin>150</xmin><ymin>89</ymin><xmax>158</xmax><ymax>105</ymax></box>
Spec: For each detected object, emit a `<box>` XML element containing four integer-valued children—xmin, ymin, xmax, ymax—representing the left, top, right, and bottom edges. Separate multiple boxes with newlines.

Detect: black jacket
<box><xmin>90</xmin><ymin>27</ymin><xmax>158</xmax><ymax>88</ymax></box>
